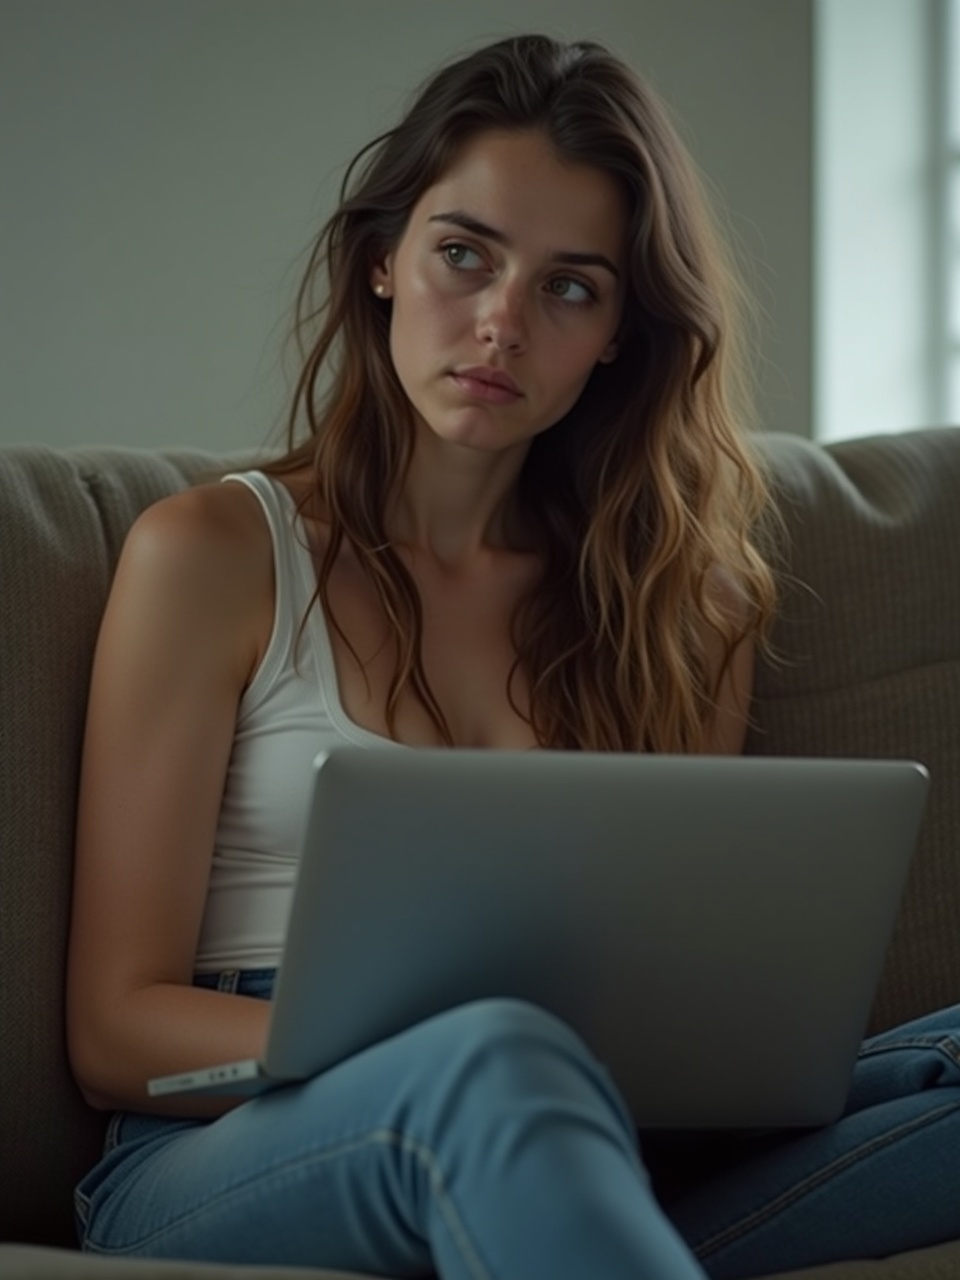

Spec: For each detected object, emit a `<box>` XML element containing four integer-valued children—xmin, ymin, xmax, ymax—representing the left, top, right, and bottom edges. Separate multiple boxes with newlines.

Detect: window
<box><xmin>944</xmin><ymin>0</ymin><xmax>960</xmax><ymax>420</ymax></box>
<box><xmin>815</xmin><ymin>0</ymin><xmax>960</xmax><ymax>439</ymax></box>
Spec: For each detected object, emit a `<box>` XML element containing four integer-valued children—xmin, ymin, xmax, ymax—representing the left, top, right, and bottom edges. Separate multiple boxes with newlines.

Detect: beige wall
<box><xmin>1</xmin><ymin>0</ymin><xmax>812</xmax><ymax>450</ymax></box>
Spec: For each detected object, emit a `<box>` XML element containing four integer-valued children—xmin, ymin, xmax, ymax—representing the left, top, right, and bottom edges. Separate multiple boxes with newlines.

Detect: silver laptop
<box><xmin>149</xmin><ymin>750</ymin><xmax>928</xmax><ymax>1128</ymax></box>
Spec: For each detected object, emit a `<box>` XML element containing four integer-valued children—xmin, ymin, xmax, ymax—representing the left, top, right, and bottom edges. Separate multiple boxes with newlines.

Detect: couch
<box><xmin>2</xmin><ymin>428</ymin><xmax>959</xmax><ymax>1280</ymax></box>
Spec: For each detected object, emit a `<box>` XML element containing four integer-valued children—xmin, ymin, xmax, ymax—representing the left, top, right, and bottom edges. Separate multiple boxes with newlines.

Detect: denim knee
<box><xmin>424</xmin><ymin>997</ymin><xmax>604</xmax><ymax>1091</ymax></box>
<box><xmin>409</xmin><ymin>998</ymin><xmax>640</xmax><ymax>1165</ymax></box>
<box><xmin>848</xmin><ymin>1005</ymin><xmax>960</xmax><ymax>1113</ymax></box>
<box><xmin>432</xmin><ymin>996</ymin><xmax>592</xmax><ymax>1060</ymax></box>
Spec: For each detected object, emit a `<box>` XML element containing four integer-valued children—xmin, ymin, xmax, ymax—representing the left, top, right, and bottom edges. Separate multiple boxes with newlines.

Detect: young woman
<box><xmin>66</xmin><ymin>34</ymin><xmax>960</xmax><ymax>1280</ymax></box>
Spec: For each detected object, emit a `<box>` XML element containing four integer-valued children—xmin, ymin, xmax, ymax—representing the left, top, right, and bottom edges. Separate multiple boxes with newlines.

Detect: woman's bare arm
<box><xmin>66</xmin><ymin>482</ymin><xmax>275</xmax><ymax>1116</ymax></box>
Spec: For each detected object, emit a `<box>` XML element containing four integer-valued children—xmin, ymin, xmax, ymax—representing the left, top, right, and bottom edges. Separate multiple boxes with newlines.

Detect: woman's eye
<box><xmin>547</xmin><ymin>277</ymin><xmax>595</xmax><ymax>305</ymax></box>
<box><xmin>441</xmin><ymin>243</ymin><xmax>483</xmax><ymax>270</ymax></box>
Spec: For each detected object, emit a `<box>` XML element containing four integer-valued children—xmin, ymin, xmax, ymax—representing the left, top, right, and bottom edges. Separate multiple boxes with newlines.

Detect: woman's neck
<box><xmin>386</xmin><ymin>429</ymin><xmax>534</xmax><ymax>569</ymax></box>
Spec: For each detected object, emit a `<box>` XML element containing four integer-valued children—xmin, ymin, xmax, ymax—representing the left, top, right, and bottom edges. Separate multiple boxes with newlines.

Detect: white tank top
<box><xmin>193</xmin><ymin>470</ymin><xmax>401</xmax><ymax>973</ymax></box>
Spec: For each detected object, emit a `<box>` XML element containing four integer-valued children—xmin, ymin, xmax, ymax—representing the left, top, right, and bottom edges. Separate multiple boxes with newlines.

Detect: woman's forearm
<box><xmin>69</xmin><ymin>981</ymin><xmax>273</xmax><ymax>1117</ymax></box>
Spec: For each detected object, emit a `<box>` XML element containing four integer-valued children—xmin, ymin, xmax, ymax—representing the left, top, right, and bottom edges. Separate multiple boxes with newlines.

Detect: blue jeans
<box><xmin>75</xmin><ymin>972</ymin><xmax>960</xmax><ymax>1280</ymax></box>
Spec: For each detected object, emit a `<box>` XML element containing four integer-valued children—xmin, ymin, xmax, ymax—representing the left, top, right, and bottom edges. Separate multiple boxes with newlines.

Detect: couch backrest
<box><xmin>749</xmin><ymin>428</ymin><xmax>960</xmax><ymax>1034</ymax></box>
<box><xmin>1</xmin><ymin>430</ymin><xmax>958</xmax><ymax>1246</ymax></box>
<box><xmin>0</xmin><ymin>444</ymin><xmax>247</xmax><ymax>1245</ymax></box>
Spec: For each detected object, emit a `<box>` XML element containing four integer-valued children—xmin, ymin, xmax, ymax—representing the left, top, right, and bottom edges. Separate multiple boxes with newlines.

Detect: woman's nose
<box><xmin>476</xmin><ymin>280</ymin><xmax>528</xmax><ymax>353</ymax></box>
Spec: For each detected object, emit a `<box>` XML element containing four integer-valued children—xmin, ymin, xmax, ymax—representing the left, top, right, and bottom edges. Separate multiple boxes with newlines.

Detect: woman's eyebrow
<box><xmin>427</xmin><ymin>210</ymin><xmax>621</xmax><ymax>280</ymax></box>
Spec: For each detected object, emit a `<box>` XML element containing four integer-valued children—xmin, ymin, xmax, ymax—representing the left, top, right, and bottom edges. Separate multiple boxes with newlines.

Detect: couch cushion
<box><xmin>749</xmin><ymin>429</ymin><xmax>960</xmax><ymax>1032</ymax></box>
<box><xmin>4</xmin><ymin>1240</ymin><xmax>960</xmax><ymax>1280</ymax></box>
<box><xmin>0</xmin><ymin>1244</ymin><xmax>369</xmax><ymax>1279</ymax></box>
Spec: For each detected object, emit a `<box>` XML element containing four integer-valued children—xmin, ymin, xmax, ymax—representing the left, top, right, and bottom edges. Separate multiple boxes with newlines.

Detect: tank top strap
<box><xmin>219</xmin><ymin>470</ymin><xmax>402</xmax><ymax>751</ymax></box>
<box><xmin>220</xmin><ymin>470</ymin><xmax>319</xmax><ymax>676</ymax></box>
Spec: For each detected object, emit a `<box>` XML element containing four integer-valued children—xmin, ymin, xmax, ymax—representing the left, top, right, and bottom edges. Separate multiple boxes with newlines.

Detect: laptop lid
<box><xmin>251</xmin><ymin>750</ymin><xmax>927</xmax><ymax>1129</ymax></box>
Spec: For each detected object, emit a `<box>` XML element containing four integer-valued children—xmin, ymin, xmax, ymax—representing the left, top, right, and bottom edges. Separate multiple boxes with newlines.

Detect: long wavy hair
<box><xmin>266</xmin><ymin>33</ymin><xmax>778</xmax><ymax>751</ymax></box>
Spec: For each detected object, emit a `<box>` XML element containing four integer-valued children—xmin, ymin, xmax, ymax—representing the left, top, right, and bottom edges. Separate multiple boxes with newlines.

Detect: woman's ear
<box><xmin>598</xmin><ymin>338</ymin><xmax>619</xmax><ymax>365</ymax></box>
<box><xmin>370</xmin><ymin>256</ymin><xmax>394</xmax><ymax>300</ymax></box>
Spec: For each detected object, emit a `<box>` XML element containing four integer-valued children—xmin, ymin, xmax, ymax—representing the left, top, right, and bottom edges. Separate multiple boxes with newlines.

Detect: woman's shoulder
<box><xmin>123</xmin><ymin>479</ymin><xmax>272</xmax><ymax>578</ymax></box>
<box><xmin>111</xmin><ymin>481</ymin><xmax>276</xmax><ymax>673</ymax></box>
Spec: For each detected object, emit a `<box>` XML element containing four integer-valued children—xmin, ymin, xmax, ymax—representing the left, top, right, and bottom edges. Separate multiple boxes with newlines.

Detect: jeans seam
<box><xmin>82</xmin><ymin>1126</ymin><xmax>494</xmax><ymax>1280</ymax></box>
<box><xmin>74</xmin><ymin>1187</ymin><xmax>91</xmax><ymax>1231</ymax></box>
<box><xmin>385</xmin><ymin>1130</ymin><xmax>494</xmax><ymax>1280</ymax></box>
<box><xmin>691</xmin><ymin>1099</ymin><xmax>960</xmax><ymax>1260</ymax></box>
<box><xmin>102</xmin><ymin>1111</ymin><xmax>125</xmax><ymax>1155</ymax></box>
<box><xmin>858</xmin><ymin>1037</ymin><xmax>960</xmax><ymax>1068</ymax></box>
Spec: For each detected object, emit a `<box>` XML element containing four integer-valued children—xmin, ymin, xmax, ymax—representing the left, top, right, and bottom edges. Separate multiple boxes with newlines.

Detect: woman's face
<box><xmin>372</xmin><ymin>129</ymin><xmax>628</xmax><ymax>457</ymax></box>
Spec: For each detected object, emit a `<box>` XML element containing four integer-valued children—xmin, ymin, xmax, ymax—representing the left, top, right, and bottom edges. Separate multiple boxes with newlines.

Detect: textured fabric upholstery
<box><xmin>0</xmin><ymin>1245</ymin><xmax>364</xmax><ymax>1279</ymax></box>
<box><xmin>1</xmin><ymin>433</ymin><xmax>958</xmax><ymax>1279</ymax></box>
<box><xmin>1</xmin><ymin>445</ymin><xmax>245</xmax><ymax>1251</ymax></box>
<box><xmin>748</xmin><ymin>430</ymin><xmax>960</xmax><ymax>1033</ymax></box>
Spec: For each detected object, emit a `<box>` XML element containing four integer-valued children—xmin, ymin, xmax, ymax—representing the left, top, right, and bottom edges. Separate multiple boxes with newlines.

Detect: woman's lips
<box><xmin>450</xmin><ymin>367</ymin><xmax>523</xmax><ymax>405</ymax></box>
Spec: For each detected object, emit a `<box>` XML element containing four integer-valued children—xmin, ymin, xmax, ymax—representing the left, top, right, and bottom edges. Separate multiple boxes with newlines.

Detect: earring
<box><xmin>374</xmin><ymin>283</ymin><xmax>387</xmax><ymax>297</ymax></box>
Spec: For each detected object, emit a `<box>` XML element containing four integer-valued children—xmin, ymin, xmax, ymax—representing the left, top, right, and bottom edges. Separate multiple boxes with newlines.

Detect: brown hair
<box><xmin>266</xmin><ymin>33</ymin><xmax>777</xmax><ymax>750</ymax></box>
